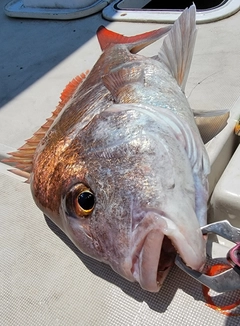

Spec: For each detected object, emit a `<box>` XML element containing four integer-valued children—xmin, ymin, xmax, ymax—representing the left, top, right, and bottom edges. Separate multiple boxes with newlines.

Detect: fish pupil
<box><xmin>78</xmin><ymin>192</ymin><xmax>95</xmax><ymax>211</ymax></box>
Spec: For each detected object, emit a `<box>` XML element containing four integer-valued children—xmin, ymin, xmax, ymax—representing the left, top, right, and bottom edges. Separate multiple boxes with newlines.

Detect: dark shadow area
<box><xmin>1</xmin><ymin>0</ymin><xmax>108</xmax><ymax>108</ymax></box>
<box><xmin>45</xmin><ymin>215</ymin><xmax>209</xmax><ymax>314</ymax></box>
<box><xmin>143</xmin><ymin>0</ymin><xmax>227</xmax><ymax>10</ymax></box>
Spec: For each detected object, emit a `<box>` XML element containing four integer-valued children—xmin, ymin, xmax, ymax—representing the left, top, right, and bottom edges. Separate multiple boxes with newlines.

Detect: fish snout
<box><xmin>125</xmin><ymin>210</ymin><xmax>206</xmax><ymax>292</ymax></box>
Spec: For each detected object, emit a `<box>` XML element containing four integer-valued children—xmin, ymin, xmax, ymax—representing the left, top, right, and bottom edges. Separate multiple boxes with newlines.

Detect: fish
<box><xmin>3</xmin><ymin>4</ymin><xmax>229</xmax><ymax>292</ymax></box>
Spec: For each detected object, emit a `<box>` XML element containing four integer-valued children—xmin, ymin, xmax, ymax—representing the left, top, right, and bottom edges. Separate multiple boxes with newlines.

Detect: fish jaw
<box><xmin>124</xmin><ymin>210</ymin><xmax>206</xmax><ymax>292</ymax></box>
<box><xmin>130</xmin><ymin>229</ymin><xmax>169</xmax><ymax>292</ymax></box>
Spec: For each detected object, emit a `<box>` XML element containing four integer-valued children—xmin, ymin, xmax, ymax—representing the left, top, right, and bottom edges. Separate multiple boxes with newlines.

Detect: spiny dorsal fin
<box><xmin>158</xmin><ymin>4</ymin><xmax>197</xmax><ymax>91</ymax></box>
<box><xmin>97</xmin><ymin>25</ymin><xmax>171</xmax><ymax>54</ymax></box>
<box><xmin>2</xmin><ymin>71</ymin><xmax>89</xmax><ymax>182</ymax></box>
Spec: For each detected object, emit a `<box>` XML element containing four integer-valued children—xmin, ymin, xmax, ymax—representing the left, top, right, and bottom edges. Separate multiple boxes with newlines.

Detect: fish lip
<box><xmin>130</xmin><ymin>227</ymin><xmax>175</xmax><ymax>292</ymax></box>
<box><xmin>129</xmin><ymin>210</ymin><xmax>171</xmax><ymax>292</ymax></box>
<box><xmin>131</xmin><ymin>228</ymin><xmax>169</xmax><ymax>292</ymax></box>
<box><xmin>129</xmin><ymin>210</ymin><xmax>205</xmax><ymax>292</ymax></box>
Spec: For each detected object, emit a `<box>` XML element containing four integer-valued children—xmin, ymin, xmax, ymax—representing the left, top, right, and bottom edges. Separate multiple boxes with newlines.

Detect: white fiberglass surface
<box><xmin>4</xmin><ymin>0</ymin><xmax>109</xmax><ymax>19</ymax></box>
<box><xmin>23</xmin><ymin>0</ymin><xmax>99</xmax><ymax>8</ymax></box>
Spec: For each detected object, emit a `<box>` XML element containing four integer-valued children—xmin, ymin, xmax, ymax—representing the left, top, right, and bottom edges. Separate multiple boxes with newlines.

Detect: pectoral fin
<box><xmin>194</xmin><ymin>110</ymin><xmax>230</xmax><ymax>144</ymax></box>
<box><xmin>102</xmin><ymin>62</ymin><xmax>144</xmax><ymax>102</ymax></box>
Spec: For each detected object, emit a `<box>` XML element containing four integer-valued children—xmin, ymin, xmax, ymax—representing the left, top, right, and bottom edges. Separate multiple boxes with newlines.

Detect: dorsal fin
<box><xmin>97</xmin><ymin>25</ymin><xmax>171</xmax><ymax>54</ymax></box>
<box><xmin>2</xmin><ymin>71</ymin><xmax>89</xmax><ymax>182</ymax></box>
<box><xmin>58</xmin><ymin>71</ymin><xmax>89</xmax><ymax>110</ymax></box>
<box><xmin>158</xmin><ymin>4</ymin><xmax>197</xmax><ymax>91</ymax></box>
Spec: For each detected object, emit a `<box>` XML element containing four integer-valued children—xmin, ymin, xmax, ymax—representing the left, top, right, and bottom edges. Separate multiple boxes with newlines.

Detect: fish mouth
<box><xmin>129</xmin><ymin>212</ymin><xmax>206</xmax><ymax>292</ymax></box>
<box><xmin>131</xmin><ymin>230</ymin><xmax>176</xmax><ymax>292</ymax></box>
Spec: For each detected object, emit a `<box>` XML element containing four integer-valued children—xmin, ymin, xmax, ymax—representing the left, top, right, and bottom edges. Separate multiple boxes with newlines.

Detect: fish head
<box><xmin>31</xmin><ymin>103</ymin><xmax>206</xmax><ymax>292</ymax></box>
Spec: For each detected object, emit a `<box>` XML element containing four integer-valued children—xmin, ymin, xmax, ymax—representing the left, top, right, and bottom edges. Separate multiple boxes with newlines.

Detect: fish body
<box><xmin>6</xmin><ymin>5</ymin><xmax>210</xmax><ymax>292</ymax></box>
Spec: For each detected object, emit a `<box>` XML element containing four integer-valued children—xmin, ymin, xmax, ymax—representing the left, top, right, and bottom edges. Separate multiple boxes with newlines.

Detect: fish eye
<box><xmin>65</xmin><ymin>184</ymin><xmax>95</xmax><ymax>217</ymax></box>
<box><xmin>78</xmin><ymin>191</ymin><xmax>95</xmax><ymax>213</ymax></box>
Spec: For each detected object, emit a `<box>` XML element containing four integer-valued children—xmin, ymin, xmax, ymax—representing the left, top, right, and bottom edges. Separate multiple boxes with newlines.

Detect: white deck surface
<box><xmin>1</xmin><ymin>1</ymin><xmax>240</xmax><ymax>325</ymax></box>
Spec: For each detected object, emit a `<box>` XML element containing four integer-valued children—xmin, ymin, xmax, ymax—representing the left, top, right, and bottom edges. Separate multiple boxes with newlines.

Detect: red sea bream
<box><xmin>6</xmin><ymin>5</ymin><xmax>211</xmax><ymax>292</ymax></box>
